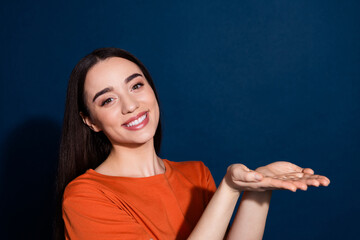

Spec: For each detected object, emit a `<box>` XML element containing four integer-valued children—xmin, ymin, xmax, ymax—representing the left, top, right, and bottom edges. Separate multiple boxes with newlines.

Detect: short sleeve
<box><xmin>62</xmin><ymin>181</ymin><xmax>151</xmax><ymax>240</ymax></box>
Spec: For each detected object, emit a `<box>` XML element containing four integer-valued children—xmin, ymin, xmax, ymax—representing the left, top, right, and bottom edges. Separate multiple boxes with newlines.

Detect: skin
<box><xmin>81</xmin><ymin>57</ymin><xmax>330</xmax><ymax>239</ymax></box>
<box><xmin>224</xmin><ymin>163</ymin><xmax>329</xmax><ymax>239</ymax></box>
<box><xmin>81</xmin><ymin>57</ymin><xmax>163</xmax><ymax>177</ymax></box>
<box><xmin>189</xmin><ymin>163</ymin><xmax>329</xmax><ymax>240</ymax></box>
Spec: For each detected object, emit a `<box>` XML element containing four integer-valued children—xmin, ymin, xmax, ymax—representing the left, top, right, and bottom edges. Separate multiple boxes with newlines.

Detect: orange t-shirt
<box><xmin>62</xmin><ymin>159</ymin><xmax>217</xmax><ymax>240</ymax></box>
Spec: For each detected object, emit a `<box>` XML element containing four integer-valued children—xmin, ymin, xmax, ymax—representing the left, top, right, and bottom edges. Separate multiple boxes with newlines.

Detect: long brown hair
<box><xmin>54</xmin><ymin>48</ymin><xmax>162</xmax><ymax>239</ymax></box>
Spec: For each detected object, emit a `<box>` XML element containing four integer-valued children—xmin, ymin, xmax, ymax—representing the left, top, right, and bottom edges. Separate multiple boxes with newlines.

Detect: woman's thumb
<box><xmin>230</xmin><ymin>164</ymin><xmax>263</xmax><ymax>182</ymax></box>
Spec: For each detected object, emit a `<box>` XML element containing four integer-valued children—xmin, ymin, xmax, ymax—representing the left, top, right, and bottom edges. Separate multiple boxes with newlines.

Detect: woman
<box><xmin>55</xmin><ymin>48</ymin><xmax>330</xmax><ymax>240</ymax></box>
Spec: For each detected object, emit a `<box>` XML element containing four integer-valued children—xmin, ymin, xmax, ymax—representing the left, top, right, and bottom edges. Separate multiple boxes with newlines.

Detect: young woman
<box><xmin>55</xmin><ymin>48</ymin><xmax>330</xmax><ymax>240</ymax></box>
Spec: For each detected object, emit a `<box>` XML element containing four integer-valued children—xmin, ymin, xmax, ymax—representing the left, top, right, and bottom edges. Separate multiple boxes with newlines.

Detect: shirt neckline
<box><xmin>86</xmin><ymin>158</ymin><xmax>171</xmax><ymax>181</ymax></box>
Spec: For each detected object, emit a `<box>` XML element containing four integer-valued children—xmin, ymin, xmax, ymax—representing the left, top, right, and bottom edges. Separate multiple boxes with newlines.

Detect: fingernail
<box><xmin>255</xmin><ymin>174</ymin><xmax>262</xmax><ymax>181</ymax></box>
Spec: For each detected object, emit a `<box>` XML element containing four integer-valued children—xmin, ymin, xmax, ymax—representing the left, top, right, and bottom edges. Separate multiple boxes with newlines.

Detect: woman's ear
<box><xmin>79</xmin><ymin>112</ymin><xmax>102</xmax><ymax>132</ymax></box>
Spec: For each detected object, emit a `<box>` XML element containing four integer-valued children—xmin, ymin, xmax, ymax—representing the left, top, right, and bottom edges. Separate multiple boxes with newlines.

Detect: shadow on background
<box><xmin>0</xmin><ymin>118</ymin><xmax>61</xmax><ymax>240</ymax></box>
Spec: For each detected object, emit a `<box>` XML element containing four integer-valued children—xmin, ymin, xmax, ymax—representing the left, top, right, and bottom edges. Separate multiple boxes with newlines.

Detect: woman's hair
<box><xmin>54</xmin><ymin>48</ymin><xmax>162</xmax><ymax>239</ymax></box>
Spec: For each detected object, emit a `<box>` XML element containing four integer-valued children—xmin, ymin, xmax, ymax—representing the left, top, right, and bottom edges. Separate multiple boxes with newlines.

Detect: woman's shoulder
<box><xmin>164</xmin><ymin>159</ymin><xmax>216</xmax><ymax>192</ymax></box>
<box><xmin>165</xmin><ymin>159</ymin><xmax>209</xmax><ymax>171</ymax></box>
<box><xmin>63</xmin><ymin>170</ymin><xmax>108</xmax><ymax>201</ymax></box>
<box><xmin>164</xmin><ymin>159</ymin><xmax>212</xmax><ymax>181</ymax></box>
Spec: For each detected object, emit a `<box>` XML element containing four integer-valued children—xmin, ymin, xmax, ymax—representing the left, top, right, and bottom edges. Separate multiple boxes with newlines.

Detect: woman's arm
<box><xmin>189</xmin><ymin>164</ymin><xmax>266</xmax><ymax>240</ymax></box>
<box><xmin>188</xmin><ymin>179</ymin><xmax>240</xmax><ymax>239</ymax></box>
<box><xmin>226</xmin><ymin>191</ymin><xmax>272</xmax><ymax>240</ymax></box>
<box><xmin>188</xmin><ymin>162</ymin><xmax>330</xmax><ymax>240</ymax></box>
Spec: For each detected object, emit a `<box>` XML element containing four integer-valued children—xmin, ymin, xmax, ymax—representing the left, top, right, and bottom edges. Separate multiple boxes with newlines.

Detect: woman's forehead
<box><xmin>88</xmin><ymin>57</ymin><xmax>142</xmax><ymax>78</ymax></box>
<box><xmin>85</xmin><ymin>57</ymin><xmax>143</xmax><ymax>88</ymax></box>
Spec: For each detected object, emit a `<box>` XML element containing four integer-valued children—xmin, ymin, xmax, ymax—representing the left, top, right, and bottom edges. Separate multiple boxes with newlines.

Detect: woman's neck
<box><xmin>94</xmin><ymin>139</ymin><xmax>165</xmax><ymax>177</ymax></box>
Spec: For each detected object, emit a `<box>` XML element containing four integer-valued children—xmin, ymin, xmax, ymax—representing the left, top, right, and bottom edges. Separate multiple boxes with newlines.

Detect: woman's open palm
<box><xmin>225</xmin><ymin>161</ymin><xmax>330</xmax><ymax>192</ymax></box>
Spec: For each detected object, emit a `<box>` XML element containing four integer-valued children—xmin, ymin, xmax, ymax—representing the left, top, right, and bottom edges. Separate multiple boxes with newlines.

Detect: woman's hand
<box><xmin>224</xmin><ymin>161</ymin><xmax>330</xmax><ymax>192</ymax></box>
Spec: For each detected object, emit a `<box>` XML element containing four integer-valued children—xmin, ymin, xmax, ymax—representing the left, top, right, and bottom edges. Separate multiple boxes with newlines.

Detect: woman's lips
<box><xmin>122</xmin><ymin>111</ymin><xmax>148</xmax><ymax>125</ymax></box>
<box><xmin>122</xmin><ymin>111</ymin><xmax>149</xmax><ymax>131</ymax></box>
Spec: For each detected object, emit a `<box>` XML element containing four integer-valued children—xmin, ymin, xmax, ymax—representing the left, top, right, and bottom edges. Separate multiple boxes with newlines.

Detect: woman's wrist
<box><xmin>223</xmin><ymin>166</ymin><xmax>245</xmax><ymax>194</ymax></box>
<box><xmin>244</xmin><ymin>190</ymin><xmax>272</xmax><ymax>202</ymax></box>
<box><xmin>241</xmin><ymin>190</ymin><xmax>272</xmax><ymax>205</ymax></box>
<box><xmin>220</xmin><ymin>177</ymin><xmax>242</xmax><ymax>196</ymax></box>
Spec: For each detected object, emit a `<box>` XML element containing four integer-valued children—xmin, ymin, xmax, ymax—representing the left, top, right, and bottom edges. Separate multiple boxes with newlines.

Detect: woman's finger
<box><xmin>232</xmin><ymin>177</ymin><xmax>293</xmax><ymax>192</ymax></box>
<box><xmin>242</xmin><ymin>171</ymin><xmax>263</xmax><ymax>182</ymax></box>
<box><xmin>288</xmin><ymin>179</ymin><xmax>308</xmax><ymax>190</ymax></box>
<box><xmin>303</xmin><ymin>168</ymin><xmax>315</xmax><ymax>174</ymax></box>
<box><xmin>318</xmin><ymin>176</ymin><xmax>330</xmax><ymax>186</ymax></box>
<box><xmin>306</xmin><ymin>179</ymin><xmax>320</xmax><ymax>187</ymax></box>
<box><xmin>231</xmin><ymin>164</ymin><xmax>263</xmax><ymax>182</ymax></box>
<box><xmin>261</xmin><ymin>177</ymin><xmax>298</xmax><ymax>192</ymax></box>
<box><xmin>306</xmin><ymin>175</ymin><xmax>330</xmax><ymax>186</ymax></box>
<box><xmin>284</xmin><ymin>174</ymin><xmax>319</xmax><ymax>188</ymax></box>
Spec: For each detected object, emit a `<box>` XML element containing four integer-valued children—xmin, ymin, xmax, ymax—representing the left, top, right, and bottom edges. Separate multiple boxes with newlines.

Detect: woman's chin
<box><xmin>111</xmin><ymin>136</ymin><xmax>155</xmax><ymax>148</ymax></box>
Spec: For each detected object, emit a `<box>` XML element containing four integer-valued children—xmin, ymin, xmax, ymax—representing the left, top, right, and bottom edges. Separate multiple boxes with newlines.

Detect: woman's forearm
<box><xmin>188</xmin><ymin>160</ymin><xmax>328</xmax><ymax>239</ymax></box>
<box><xmin>226</xmin><ymin>191</ymin><xmax>272</xmax><ymax>240</ymax></box>
<box><xmin>188</xmin><ymin>179</ymin><xmax>240</xmax><ymax>240</ymax></box>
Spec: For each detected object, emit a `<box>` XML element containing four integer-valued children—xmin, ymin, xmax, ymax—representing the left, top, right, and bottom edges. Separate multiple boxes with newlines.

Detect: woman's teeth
<box><xmin>126</xmin><ymin>113</ymin><xmax>147</xmax><ymax>127</ymax></box>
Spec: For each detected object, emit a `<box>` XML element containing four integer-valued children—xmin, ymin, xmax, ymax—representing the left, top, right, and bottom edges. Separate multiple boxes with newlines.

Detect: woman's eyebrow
<box><xmin>125</xmin><ymin>73</ymin><xmax>143</xmax><ymax>83</ymax></box>
<box><xmin>92</xmin><ymin>73</ymin><xmax>143</xmax><ymax>102</ymax></box>
<box><xmin>92</xmin><ymin>87</ymin><xmax>113</xmax><ymax>102</ymax></box>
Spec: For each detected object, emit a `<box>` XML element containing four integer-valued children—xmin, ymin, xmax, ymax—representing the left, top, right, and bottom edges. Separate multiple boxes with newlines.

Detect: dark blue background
<box><xmin>1</xmin><ymin>0</ymin><xmax>359</xmax><ymax>239</ymax></box>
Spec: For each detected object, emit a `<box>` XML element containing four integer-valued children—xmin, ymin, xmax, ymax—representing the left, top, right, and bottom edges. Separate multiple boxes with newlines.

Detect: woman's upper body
<box><xmin>63</xmin><ymin>159</ymin><xmax>216</xmax><ymax>240</ymax></box>
<box><xmin>57</xmin><ymin>48</ymin><xmax>330</xmax><ymax>240</ymax></box>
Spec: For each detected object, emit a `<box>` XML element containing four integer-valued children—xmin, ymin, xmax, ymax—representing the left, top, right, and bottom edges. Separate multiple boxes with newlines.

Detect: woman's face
<box><xmin>82</xmin><ymin>57</ymin><xmax>160</xmax><ymax>147</ymax></box>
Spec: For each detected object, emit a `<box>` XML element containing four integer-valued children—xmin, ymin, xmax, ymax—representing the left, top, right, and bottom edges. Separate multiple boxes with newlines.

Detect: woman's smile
<box><xmin>122</xmin><ymin>111</ymin><xmax>149</xmax><ymax>130</ymax></box>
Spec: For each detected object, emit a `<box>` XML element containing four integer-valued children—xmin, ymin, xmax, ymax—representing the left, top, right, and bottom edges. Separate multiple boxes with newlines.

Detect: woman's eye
<box><xmin>132</xmin><ymin>83</ymin><xmax>144</xmax><ymax>90</ymax></box>
<box><xmin>101</xmin><ymin>98</ymin><xmax>113</xmax><ymax>106</ymax></box>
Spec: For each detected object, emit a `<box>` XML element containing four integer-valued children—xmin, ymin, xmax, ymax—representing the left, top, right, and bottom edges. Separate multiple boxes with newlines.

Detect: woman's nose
<box><xmin>121</xmin><ymin>93</ymin><xmax>139</xmax><ymax>114</ymax></box>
